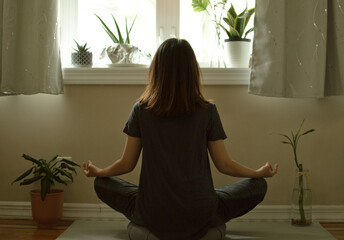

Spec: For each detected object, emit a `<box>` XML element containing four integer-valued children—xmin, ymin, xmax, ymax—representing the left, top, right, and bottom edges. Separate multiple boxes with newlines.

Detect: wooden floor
<box><xmin>0</xmin><ymin>219</ymin><xmax>343</xmax><ymax>240</ymax></box>
<box><xmin>0</xmin><ymin>219</ymin><xmax>73</xmax><ymax>240</ymax></box>
<box><xmin>321</xmin><ymin>223</ymin><xmax>344</xmax><ymax>240</ymax></box>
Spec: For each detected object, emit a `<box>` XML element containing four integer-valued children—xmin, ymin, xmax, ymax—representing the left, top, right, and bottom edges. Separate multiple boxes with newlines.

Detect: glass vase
<box><xmin>291</xmin><ymin>169</ymin><xmax>312</xmax><ymax>226</ymax></box>
<box><xmin>209</xmin><ymin>25</ymin><xmax>226</xmax><ymax>68</ymax></box>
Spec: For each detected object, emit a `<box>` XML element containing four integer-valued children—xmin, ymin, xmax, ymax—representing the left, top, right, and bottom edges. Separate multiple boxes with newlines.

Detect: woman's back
<box><xmin>124</xmin><ymin>101</ymin><xmax>226</xmax><ymax>240</ymax></box>
<box><xmin>83</xmin><ymin>38</ymin><xmax>277</xmax><ymax>240</ymax></box>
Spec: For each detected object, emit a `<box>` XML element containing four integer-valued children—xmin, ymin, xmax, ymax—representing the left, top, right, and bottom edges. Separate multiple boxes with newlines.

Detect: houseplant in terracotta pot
<box><xmin>219</xmin><ymin>4</ymin><xmax>255</xmax><ymax>67</ymax></box>
<box><xmin>12</xmin><ymin>154</ymin><xmax>80</xmax><ymax>227</ymax></box>
<box><xmin>278</xmin><ymin>120</ymin><xmax>315</xmax><ymax>226</ymax></box>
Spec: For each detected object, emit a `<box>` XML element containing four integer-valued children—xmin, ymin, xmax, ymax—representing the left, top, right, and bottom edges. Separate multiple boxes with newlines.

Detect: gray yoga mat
<box><xmin>57</xmin><ymin>219</ymin><xmax>336</xmax><ymax>240</ymax></box>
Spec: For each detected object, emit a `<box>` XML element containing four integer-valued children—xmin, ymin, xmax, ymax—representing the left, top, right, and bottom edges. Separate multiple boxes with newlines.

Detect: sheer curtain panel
<box><xmin>0</xmin><ymin>0</ymin><xmax>63</xmax><ymax>95</ymax></box>
<box><xmin>249</xmin><ymin>0</ymin><xmax>344</xmax><ymax>98</ymax></box>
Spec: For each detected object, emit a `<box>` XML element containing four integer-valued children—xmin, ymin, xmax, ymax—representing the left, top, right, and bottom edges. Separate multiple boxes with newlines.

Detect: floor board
<box><xmin>0</xmin><ymin>219</ymin><xmax>343</xmax><ymax>240</ymax></box>
<box><xmin>0</xmin><ymin>219</ymin><xmax>73</xmax><ymax>240</ymax></box>
<box><xmin>320</xmin><ymin>222</ymin><xmax>344</xmax><ymax>240</ymax></box>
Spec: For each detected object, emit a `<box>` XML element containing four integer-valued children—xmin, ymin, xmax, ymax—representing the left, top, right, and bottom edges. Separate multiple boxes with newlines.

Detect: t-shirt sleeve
<box><xmin>207</xmin><ymin>104</ymin><xmax>227</xmax><ymax>141</ymax></box>
<box><xmin>123</xmin><ymin>102</ymin><xmax>141</xmax><ymax>137</ymax></box>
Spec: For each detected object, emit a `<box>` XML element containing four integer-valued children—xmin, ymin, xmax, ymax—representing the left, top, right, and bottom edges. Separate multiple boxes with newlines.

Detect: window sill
<box><xmin>62</xmin><ymin>66</ymin><xmax>250</xmax><ymax>85</ymax></box>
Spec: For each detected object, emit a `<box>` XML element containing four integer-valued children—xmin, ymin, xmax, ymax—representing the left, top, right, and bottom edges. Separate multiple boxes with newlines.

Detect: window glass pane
<box><xmin>77</xmin><ymin>0</ymin><xmax>156</xmax><ymax>65</ymax></box>
<box><xmin>180</xmin><ymin>0</ymin><xmax>255</xmax><ymax>67</ymax></box>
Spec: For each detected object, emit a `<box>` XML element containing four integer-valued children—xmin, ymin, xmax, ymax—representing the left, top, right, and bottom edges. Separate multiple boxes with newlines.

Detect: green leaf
<box><xmin>234</xmin><ymin>16</ymin><xmax>246</xmax><ymax>37</ymax></box>
<box><xmin>49</xmin><ymin>155</ymin><xmax>59</xmax><ymax>164</ymax></box>
<box><xmin>226</xmin><ymin>9</ymin><xmax>236</xmax><ymax>27</ymax></box>
<box><xmin>40</xmin><ymin>176</ymin><xmax>52</xmax><ymax>201</ymax></box>
<box><xmin>219</xmin><ymin>23</ymin><xmax>231</xmax><ymax>38</ymax></box>
<box><xmin>228</xmin><ymin>26</ymin><xmax>240</xmax><ymax>39</ymax></box>
<box><xmin>61</xmin><ymin>163</ymin><xmax>77</xmax><ymax>175</ymax></box>
<box><xmin>12</xmin><ymin>167</ymin><xmax>34</xmax><ymax>184</ymax></box>
<box><xmin>301</xmin><ymin>129</ymin><xmax>315</xmax><ymax>136</ymax></box>
<box><xmin>60</xmin><ymin>159</ymin><xmax>80</xmax><ymax>167</ymax></box>
<box><xmin>22</xmin><ymin>154</ymin><xmax>41</xmax><ymax>165</ymax></box>
<box><xmin>19</xmin><ymin>175</ymin><xmax>43</xmax><ymax>186</ymax></box>
<box><xmin>53</xmin><ymin>175</ymin><xmax>68</xmax><ymax>186</ymax></box>
<box><xmin>291</xmin><ymin>130</ymin><xmax>296</xmax><ymax>143</ymax></box>
<box><xmin>243</xmin><ymin>7</ymin><xmax>255</xmax><ymax>29</ymax></box>
<box><xmin>56</xmin><ymin>168</ymin><xmax>73</xmax><ymax>182</ymax></box>
<box><xmin>281</xmin><ymin>141</ymin><xmax>291</xmax><ymax>145</ymax></box>
<box><xmin>278</xmin><ymin>133</ymin><xmax>292</xmax><ymax>143</ymax></box>
<box><xmin>125</xmin><ymin>15</ymin><xmax>137</xmax><ymax>44</ymax></box>
<box><xmin>125</xmin><ymin>17</ymin><xmax>130</xmax><ymax>44</ymax></box>
<box><xmin>296</xmin><ymin>119</ymin><xmax>305</xmax><ymax>138</ymax></box>
<box><xmin>39</xmin><ymin>159</ymin><xmax>47</xmax><ymax>166</ymax></box>
<box><xmin>95</xmin><ymin>14</ymin><xmax>119</xmax><ymax>44</ymax></box>
<box><xmin>33</xmin><ymin>166</ymin><xmax>43</xmax><ymax>177</ymax></box>
<box><xmin>112</xmin><ymin>14</ymin><xmax>124</xmax><ymax>44</ymax></box>
<box><xmin>227</xmin><ymin>4</ymin><xmax>237</xmax><ymax>20</ymax></box>
<box><xmin>223</xmin><ymin>17</ymin><xmax>232</xmax><ymax>27</ymax></box>
<box><xmin>192</xmin><ymin>0</ymin><xmax>209</xmax><ymax>12</ymax></box>
<box><xmin>238</xmin><ymin>5</ymin><xmax>247</xmax><ymax>17</ymax></box>
<box><xmin>128</xmin><ymin>15</ymin><xmax>137</xmax><ymax>35</ymax></box>
<box><xmin>244</xmin><ymin>27</ymin><xmax>254</xmax><ymax>38</ymax></box>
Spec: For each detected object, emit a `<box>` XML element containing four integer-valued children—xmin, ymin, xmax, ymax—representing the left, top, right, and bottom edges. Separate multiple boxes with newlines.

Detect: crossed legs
<box><xmin>94</xmin><ymin>177</ymin><xmax>267</xmax><ymax>226</ymax></box>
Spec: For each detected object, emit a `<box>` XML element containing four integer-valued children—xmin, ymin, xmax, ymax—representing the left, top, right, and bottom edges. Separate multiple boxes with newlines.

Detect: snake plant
<box><xmin>95</xmin><ymin>14</ymin><xmax>136</xmax><ymax>44</ymax></box>
<box><xmin>12</xmin><ymin>154</ymin><xmax>80</xmax><ymax>201</ymax></box>
<box><xmin>220</xmin><ymin>4</ymin><xmax>255</xmax><ymax>40</ymax></box>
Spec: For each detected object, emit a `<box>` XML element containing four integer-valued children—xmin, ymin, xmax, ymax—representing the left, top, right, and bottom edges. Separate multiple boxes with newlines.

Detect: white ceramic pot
<box><xmin>224</xmin><ymin>39</ymin><xmax>251</xmax><ymax>68</ymax></box>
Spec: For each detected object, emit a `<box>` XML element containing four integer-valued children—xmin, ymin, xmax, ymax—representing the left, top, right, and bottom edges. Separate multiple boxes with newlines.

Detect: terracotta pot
<box><xmin>30</xmin><ymin>189</ymin><xmax>64</xmax><ymax>227</ymax></box>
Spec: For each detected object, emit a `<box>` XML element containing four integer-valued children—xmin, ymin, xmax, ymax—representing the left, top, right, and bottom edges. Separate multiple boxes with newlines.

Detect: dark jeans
<box><xmin>94</xmin><ymin>177</ymin><xmax>267</xmax><ymax>227</ymax></box>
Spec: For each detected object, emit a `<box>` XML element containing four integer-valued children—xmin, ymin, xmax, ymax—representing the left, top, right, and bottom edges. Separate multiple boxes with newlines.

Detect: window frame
<box><xmin>60</xmin><ymin>0</ymin><xmax>251</xmax><ymax>86</ymax></box>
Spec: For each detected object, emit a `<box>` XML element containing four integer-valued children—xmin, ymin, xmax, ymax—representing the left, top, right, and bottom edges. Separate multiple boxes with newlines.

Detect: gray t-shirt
<box><xmin>123</xmin><ymin>102</ymin><xmax>227</xmax><ymax>240</ymax></box>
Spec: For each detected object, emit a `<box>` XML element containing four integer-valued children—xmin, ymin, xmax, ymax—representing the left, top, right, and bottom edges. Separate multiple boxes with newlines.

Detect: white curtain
<box><xmin>249</xmin><ymin>0</ymin><xmax>344</xmax><ymax>98</ymax></box>
<box><xmin>0</xmin><ymin>0</ymin><xmax>63</xmax><ymax>95</ymax></box>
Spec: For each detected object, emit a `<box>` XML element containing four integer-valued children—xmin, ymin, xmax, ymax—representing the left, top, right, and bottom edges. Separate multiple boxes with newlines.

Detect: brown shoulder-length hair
<box><xmin>138</xmin><ymin>38</ymin><xmax>209</xmax><ymax>117</ymax></box>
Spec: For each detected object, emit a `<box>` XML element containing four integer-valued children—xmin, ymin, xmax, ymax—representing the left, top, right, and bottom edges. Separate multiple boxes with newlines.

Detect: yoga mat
<box><xmin>57</xmin><ymin>219</ymin><xmax>336</xmax><ymax>240</ymax></box>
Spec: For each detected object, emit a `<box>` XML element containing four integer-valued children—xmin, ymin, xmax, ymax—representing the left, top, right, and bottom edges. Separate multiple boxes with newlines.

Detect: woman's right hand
<box><xmin>83</xmin><ymin>161</ymin><xmax>101</xmax><ymax>177</ymax></box>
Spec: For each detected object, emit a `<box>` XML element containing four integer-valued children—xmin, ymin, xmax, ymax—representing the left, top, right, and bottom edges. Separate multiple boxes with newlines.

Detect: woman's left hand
<box><xmin>257</xmin><ymin>162</ymin><xmax>278</xmax><ymax>178</ymax></box>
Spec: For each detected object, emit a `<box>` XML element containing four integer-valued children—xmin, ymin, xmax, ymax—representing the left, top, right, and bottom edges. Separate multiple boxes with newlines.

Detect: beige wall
<box><xmin>1</xmin><ymin>85</ymin><xmax>343</xmax><ymax>205</ymax></box>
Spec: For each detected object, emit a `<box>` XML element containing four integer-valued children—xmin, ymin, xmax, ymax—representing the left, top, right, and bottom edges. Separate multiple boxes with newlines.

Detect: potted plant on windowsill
<box><xmin>219</xmin><ymin>4</ymin><xmax>255</xmax><ymax>68</ymax></box>
<box><xmin>95</xmin><ymin>14</ymin><xmax>150</xmax><ymax>66</ymax></box>
<box><xmin>71</xmin><ymin>40</ymin><xmax>93</xmax><ymax>67</ymax></box>
<box><xmin>278</xmin><ymin>120</ymin><xmax>315</xmax><ymax>226</ymax></box>
<box><xmin>12</xmin><ymin>154</ymin><xmax>80</xmax><ymax>227</ymax></box>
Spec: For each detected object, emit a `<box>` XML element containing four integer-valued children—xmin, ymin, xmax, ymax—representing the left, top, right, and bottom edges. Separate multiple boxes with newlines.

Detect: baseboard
<box><xmin>0</xmin><ymin>201</ymin><xmax>343</xmax><ymax>222</ymax></box>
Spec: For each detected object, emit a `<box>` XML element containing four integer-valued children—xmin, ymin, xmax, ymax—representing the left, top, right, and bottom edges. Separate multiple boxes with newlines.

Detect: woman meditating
<box><xmin>83</xmin><ymin>38</ymin><xmax>278</xmax><ymax>240</ymax></box>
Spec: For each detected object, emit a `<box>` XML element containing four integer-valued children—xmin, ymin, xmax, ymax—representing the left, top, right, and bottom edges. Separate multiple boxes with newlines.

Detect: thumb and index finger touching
<box><xmin>266</xmin><ymin>162</ymin><xmax>278</xmax><ymax>176</ymax></box>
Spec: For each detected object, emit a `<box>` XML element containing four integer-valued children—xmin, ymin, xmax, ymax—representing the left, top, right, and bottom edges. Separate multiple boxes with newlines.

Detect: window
<box><xmin>60</xmin><ymin>0</ymin><xmax>156</xmax><ymax>66</ymax></box>
<box><xmin>60</xmin><ymin>0</ymin><xmax>255</xmax><ymax>68</ymax></box>
<box><xmin>180</xmin><ymin>0</ymin><xmax>255</xmax><ymax>67</ymax></box>
<box><xmin>60</xmin><ymin>0</ymin><xmax>253</xmax><ymax>85</ymax></box>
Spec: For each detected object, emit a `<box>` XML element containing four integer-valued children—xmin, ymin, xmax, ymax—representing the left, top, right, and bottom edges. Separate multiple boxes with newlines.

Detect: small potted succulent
<box><xmin>278</xmin><ymin>120</ymin><xmax>315</xmax><ymax>226</ymax></box>
<box><xmin>95</xmin><ymin>14</ymin><xmax>150</xmax><ymax>65</ymax></box>
<box><xmin>12</xmin><ymin>154</ymin><xmax>80</xmax><ymax>227</ymax></box>
<box><xmin>71</xmin><ymin>40</ymin><xmax>93</xmax><ymax>67</ymax></box>
<box><xmin>219</xmin><ymin>4</ymin><xmax>255</xmax><ymax>68</ymax></box>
